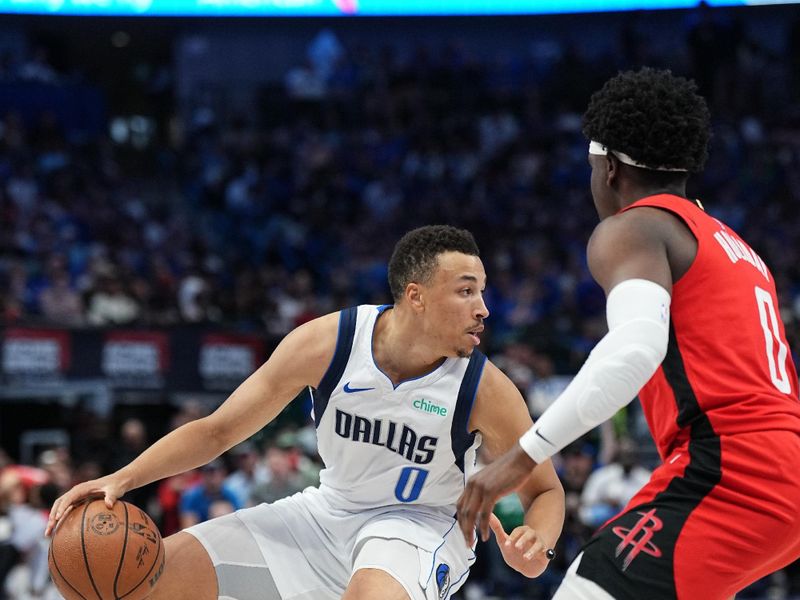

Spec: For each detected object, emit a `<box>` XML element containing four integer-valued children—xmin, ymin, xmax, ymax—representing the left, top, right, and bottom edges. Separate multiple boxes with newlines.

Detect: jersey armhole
<box><xmin>311</xmin><ymin>306</ymin><xmax>358</xmax><ymax>427</ymax></box>
<box><xmin>451</xmin><ymin>350</ymin><xmax>487</xmax><ymax>472</ymax></box>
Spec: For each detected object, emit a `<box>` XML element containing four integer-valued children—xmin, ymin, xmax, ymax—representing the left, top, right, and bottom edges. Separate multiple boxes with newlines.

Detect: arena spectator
<box><xmin>178</xmin><ymin>459</ymin><xmax>241</xmax><ymax>529</ymax></box>
<box><xmin>578</xmin><ymin>437</ymin><xmax>651</xmax><ymax>528</ymax></box>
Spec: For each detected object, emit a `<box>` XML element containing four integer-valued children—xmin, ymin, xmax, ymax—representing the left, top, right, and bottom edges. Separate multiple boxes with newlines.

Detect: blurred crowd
<box><xmin>1</xmin><ymin>10</ymin><xmax>798</xmax><ymax>373</ymax></box>
<box><xmin>2</xmin><ymin>4</ymin><xmax>800</xmax><ymax>599</ymax></box>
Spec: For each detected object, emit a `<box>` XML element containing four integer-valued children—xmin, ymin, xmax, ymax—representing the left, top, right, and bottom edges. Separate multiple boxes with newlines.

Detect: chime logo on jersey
<box><xmin>334</xmin><ymin>408</ymin><xmax>438</xmax><ymax>464</ymax></box>
<box><xmin>436</xmin><ymin>563</ymin><xmax>450</xmax><ymax>599</ymax></box>
<box><xmin>412</xmin><ymin>397</ymin><xmax>448</xmax><ymax>417</ymax></box>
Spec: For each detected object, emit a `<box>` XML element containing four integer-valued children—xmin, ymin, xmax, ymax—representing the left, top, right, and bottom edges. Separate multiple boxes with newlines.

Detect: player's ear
<box><xmin>406</xmin><ymin>282</ymin><xmax>424</xmax><ymax>311</ymax></box>
<box><xmin>605</xmin><ymin>153</ymin><xmax>619</xmax><ymax>187</ymax></box>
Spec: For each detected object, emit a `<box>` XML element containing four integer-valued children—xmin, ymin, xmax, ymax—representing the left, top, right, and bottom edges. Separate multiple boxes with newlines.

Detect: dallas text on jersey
<box><xmin>334</xmin><ymin>408</ymin><xmax>438</xmax><ymax>465</ymax></box>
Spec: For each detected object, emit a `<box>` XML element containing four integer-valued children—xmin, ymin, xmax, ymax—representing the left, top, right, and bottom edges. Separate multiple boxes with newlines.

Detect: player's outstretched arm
<box><xmin>46</xmin><ymin>312</ymin><xmax>339</xmax><ymax>536</ymax></box>
<box><xmin>458</xmin><ymin>209</ymin><xmax>676</xmax><ymax>546</ymax></box>
<box><xmin>458</xmin><ymin>361</ymin><xmax>565</xmax><ymax>578</ymax></box>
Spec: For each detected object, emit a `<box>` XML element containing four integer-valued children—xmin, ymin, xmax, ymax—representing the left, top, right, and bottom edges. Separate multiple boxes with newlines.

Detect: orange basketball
<box><xmin>48</xmin><ymin>498</ymin><xmax>165</xmax><ymax>600</ymax></box>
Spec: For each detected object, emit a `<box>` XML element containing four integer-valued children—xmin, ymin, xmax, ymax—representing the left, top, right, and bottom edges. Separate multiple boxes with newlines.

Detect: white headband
<box><xmin>588</xmin><ymin>140</ymin><xmax>688</xmax><ymax>172</ymax></box>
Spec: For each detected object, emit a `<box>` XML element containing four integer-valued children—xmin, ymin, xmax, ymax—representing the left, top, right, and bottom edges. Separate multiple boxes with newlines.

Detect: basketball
<box><xmin>48</xmin><ymin>498</ymin><xmax>165</xmax><ymax>600</ymax></box>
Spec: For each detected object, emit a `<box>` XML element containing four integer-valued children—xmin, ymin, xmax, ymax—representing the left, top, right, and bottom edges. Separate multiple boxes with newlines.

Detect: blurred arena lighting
<box><xmin>111</xmin><ymin>31</ymin><xmax>131</xmax><ymax>48</ymax></box>
<box><xmin>109</xmin><ymin>115</ymin><xmax>156</xmax><ymax>148</ymax></box>
<box><xmin>0</xmin><ymin>0</ymin><xmax>798</xmax><ymax>16</ymax></box>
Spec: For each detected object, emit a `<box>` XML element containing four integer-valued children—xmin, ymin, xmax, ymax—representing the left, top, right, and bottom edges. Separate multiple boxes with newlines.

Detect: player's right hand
<box><xmin>488</xmin><ymin>513</ymin><xmax>551</xmax><ymax>578</ymax></box>
<box><xmin>457</xmin><ymin>444</ymin><xmax>537</xmax><ymax>544</ymax></box>
<box><xmin>46</xmin><ymin>474</ymin><xmax>130</xmax><ymax>537</ymax></box>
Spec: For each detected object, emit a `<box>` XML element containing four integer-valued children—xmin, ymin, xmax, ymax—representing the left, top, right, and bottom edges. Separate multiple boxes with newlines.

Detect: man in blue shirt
<box><xmin>179</xmin><ymin>459</ymin><xmax>241</xmax><ymax>528</ymax></box>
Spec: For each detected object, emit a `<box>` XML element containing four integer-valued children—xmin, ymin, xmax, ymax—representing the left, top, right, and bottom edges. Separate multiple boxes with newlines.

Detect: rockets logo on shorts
<box><xmin>611</xmin><ymin>508</ymin><xmax>663</xmax><ymax>571</ymax></box>
<box><xmin>436</xmin><ymin>563</ymin><xmax>450</xmax><ymax>599</ymax></box>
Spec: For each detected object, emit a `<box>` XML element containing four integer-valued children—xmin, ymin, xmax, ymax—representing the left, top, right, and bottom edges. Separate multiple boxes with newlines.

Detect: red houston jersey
<box><xmin>619</xmin><ymin>194</ymin><xmax>800</xmax><ymax>459</ymax></box>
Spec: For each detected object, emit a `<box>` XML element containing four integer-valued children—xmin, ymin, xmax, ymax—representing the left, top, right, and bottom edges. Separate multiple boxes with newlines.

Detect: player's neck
<box><xmin>372</xmin><ymin>307</ymin><xmax>446</xmax><ymax>385</ymax></box>
<box><xmin>617</xmin><ymin>182</ymin><xmax>687</xmax><ymax>210</ymax></box>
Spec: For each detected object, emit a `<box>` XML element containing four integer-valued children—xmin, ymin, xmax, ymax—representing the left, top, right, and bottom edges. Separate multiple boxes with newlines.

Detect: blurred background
<box><xmin>1</xmin><ymin>0</ymin><xmax>800</xmax><ymax>598</ymax></box>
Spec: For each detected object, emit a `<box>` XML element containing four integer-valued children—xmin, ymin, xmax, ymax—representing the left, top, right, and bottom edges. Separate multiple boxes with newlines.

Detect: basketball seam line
<box><xmin>112</xmin><ymin>501</ymin><xmax>130</xmax><ymax>600</ymax></box>
<box><xmin>50</xmin><ymin>533</ymin><xmax>90</xmax><ymax>600</ymax></box>
<box><xmin>118</xmin><ymin>513</ymin><xmax>164</xmax><ymax>600</ymax></box>
<box><xmin>81</xmin><ymin>500</ymin><xmax>106</xmax><ymax>600</ymax></box>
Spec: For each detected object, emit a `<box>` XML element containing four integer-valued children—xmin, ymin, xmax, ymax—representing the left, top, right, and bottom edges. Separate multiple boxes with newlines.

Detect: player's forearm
<box><xmin>522</xmin><ymin>483</ymin><xmax>565</xmax><ymax>551</ymax></box>
<box><xmin>520</xmin><ymin>279</ymin><xmax>669</xmax><ymax>463</ymax></box>
<box><xmin>116</xmin><ymin>418</ymin><xmax>226</xmax><ymax>491</ymax></box>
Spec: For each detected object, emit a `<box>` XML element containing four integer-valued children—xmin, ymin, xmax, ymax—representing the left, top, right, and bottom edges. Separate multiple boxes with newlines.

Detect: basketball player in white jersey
<box><xmin>47</xmin><ymin>225</ymin><xmax>565</xmax><ymax>600</ymax></box>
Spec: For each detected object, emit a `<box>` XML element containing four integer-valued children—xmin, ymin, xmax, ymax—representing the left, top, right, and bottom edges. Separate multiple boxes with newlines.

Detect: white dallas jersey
<box><xmin>311</xmin><ymin>304</ymin><xmax>486</xmax><ymax>513</ymax></box>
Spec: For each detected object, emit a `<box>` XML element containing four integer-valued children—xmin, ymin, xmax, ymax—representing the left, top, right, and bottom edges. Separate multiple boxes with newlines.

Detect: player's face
<box><xmin>589</xmin><ymin>153</ymin><xmax>616</xmax><ymax>220</ymax></box>
<box><xmin>421</xmin><ymin>252</ymin><xmax>489</xmax><ymax>358</ymax></box>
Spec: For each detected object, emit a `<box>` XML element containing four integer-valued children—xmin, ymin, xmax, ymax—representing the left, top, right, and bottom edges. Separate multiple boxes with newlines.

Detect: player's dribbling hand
<box><xmin>488</xmin><ymin>514</ymin><xmax>551</xmax><ymax>578</ymax></box>
<box><xmin>45</xmin><ymin>474</ymin><xmax>130</xmax><ymax>537</ymax></box>
<box><xmin>456</xmin><ymin>444</ymin><xmax>536</xmax><ymax>544</ymax></box>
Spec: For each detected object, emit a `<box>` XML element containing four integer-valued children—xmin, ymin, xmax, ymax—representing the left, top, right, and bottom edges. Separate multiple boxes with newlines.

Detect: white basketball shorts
<box><xmin>185</xmin><ymin>487</ymin><xmax>475</xmax><ymax>600</ymax></box>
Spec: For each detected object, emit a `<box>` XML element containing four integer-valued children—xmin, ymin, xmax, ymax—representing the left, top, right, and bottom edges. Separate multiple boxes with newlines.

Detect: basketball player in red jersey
<box><xmin>457</xmin><ymin>67</ymin><xmax>800</xmax><ymax>599</ymax></box>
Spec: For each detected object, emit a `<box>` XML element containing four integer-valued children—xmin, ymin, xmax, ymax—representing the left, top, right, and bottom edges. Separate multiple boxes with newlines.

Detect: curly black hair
<box><xmin>582</xmin><ymin>68</ymin><xmax>711</xmax><ymax>173</ymax></box>
<box><xmin>388</xmin><ymin>225</ymin><xmax>479</xmax><ymax>301</ymax></box>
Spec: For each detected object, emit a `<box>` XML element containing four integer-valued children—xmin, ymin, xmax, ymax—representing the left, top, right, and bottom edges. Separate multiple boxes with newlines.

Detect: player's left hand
<box><xmin>488</xmin><ymin>514</ymin><xmax>551</xmax><ymax>578</ymax></box>
<box><xmin>456</xmin><ymin>444</ymin><xmax>536</xmax><ymax>544</ymax></box>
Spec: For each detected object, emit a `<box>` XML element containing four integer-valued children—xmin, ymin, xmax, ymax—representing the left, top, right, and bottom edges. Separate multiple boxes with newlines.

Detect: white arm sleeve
<box><xmin>519</xmin><ymin>278</ymin><xmax>671</xmax><ymax>464</ymax></box>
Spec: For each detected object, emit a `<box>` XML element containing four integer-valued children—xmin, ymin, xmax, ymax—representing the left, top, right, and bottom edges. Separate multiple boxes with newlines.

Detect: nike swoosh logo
<box><xmin>535</xmin><ymin>429</ymin><xmax>555</xmax><ymax>447</ymax></box>
<box><xmin>343</xmin><ymin>382</ymin><xmax>375</xmax><ymax>393</ymax></box>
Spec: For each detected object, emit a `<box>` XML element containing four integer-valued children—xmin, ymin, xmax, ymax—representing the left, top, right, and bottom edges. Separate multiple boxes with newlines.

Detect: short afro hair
<box><xmin>583</xmin><ymin>68</ymin><xmax>711</xmax><ymax>173</ymax></box>
<box><xmin>388</xmin><ymin>225</ymin><xmax>479</xmax><ymax>302</ymax></box>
